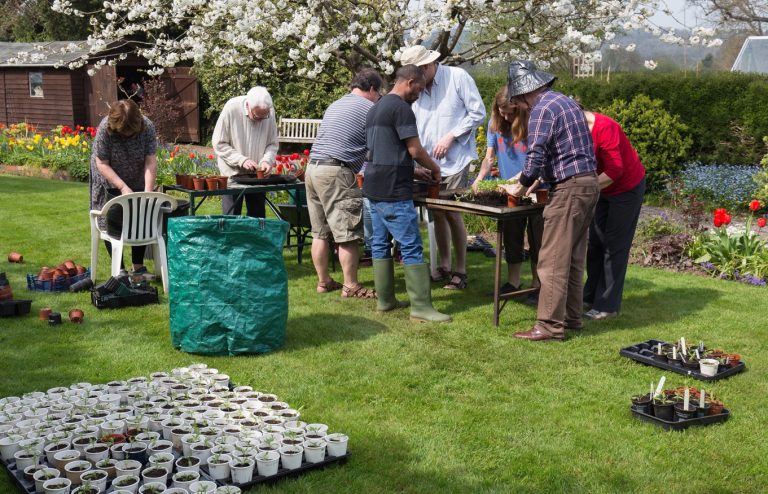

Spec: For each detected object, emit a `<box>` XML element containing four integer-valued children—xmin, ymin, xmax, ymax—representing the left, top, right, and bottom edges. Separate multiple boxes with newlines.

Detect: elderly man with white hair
<box><xmin>213</xmin><ymin>86</ymin><xmax>279</xmax><ymax>217</ymax></box>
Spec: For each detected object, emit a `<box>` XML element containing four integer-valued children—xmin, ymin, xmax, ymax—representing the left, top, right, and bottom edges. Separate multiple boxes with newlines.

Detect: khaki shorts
<box><xmin>305</xmin><ymin>163</ymin><xmax>363</xmax><ymax>243</ymax></box>
<box><xmin>441</xmin><ymin>166</ymin><xmax>469</xmax><ymax>191</ymax></box>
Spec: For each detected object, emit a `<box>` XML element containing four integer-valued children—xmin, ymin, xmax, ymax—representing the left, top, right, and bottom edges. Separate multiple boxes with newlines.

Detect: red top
<box><xmin>592</xmin><ymin>113</ymin><xmax>646</xmax><ymax>196</ymax></box>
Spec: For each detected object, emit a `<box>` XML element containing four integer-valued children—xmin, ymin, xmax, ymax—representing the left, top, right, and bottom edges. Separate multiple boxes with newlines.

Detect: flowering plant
<box><xmin>688</xmin><ymin>200</ymin><xmax>768</xmax><ymax>284</ymax></box>
<box><xmin>274</xmin><ymin>149</ymin><xmax>309</xmax><ymax>176</ymax></box>
<box><xmin>155</xmin><ymin>145</ymin><xmax>217</xmax><ymax>185</ymax></box>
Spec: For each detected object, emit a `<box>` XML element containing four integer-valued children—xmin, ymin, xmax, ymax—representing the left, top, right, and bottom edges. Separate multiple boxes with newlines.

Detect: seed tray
<box><xmin>0</xmin><ymin>299</ymin><xmax>31</xmax><ymax>317</ymax></box>
<box><xmin>26</xmin><ymin>270</ymin><xmax>91</xmax><ymax>292</ymax></box>
<box><xmin>91</xmin><ymin>286</ymin><xmax>159</xmax><ymax>309</ymax></box>
<box><xmin>631</xmin><ymin>407</ymin><xmax>730</xmax><ymax>431</ymax></box>
<box><xmin>619</xmin><ymin>339</ymin><xmax>745</xmax><ymax>381</ymax></box>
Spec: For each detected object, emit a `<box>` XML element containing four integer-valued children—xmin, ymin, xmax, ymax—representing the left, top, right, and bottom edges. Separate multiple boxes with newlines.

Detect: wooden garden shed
<box><xmin>0</xmin><ymin>41</ymin><xmax>200</xmax><ymax>142</ymax></box>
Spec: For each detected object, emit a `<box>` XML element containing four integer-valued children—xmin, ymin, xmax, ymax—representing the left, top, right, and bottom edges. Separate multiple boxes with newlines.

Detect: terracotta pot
<box><xmin>507</xmin><ymin>195</ymin><xmax>519</xmax><ymax>208</ymax></box>
<box><xmin>63</xmin><ymin>260</ymin><xmax>76</xmax><ymax>271</ymax></box>
<box><xmin>727</xmin><ymin>353</ymin><xmax>741</xmax><ymax>367</ymax></box>
<box><xmin>53</xmin><ymin>269</ymin><xmax>68</xmax><ymax>279</ymax></box>
<box><xmin>176</xmin><ymin>174</ymin><xmax>194</xmax><ymax>189</ymax></box>
<box><xmin>75</xmin><ymin>265</ymin><xmax>87</xmax><ymax>275</ymax></box>
<box><xmin>294</xmin><ymin>168</ymin><xmax>305</xmax><ymax>181</ymax></box>
<box><xmin>217</xmin><ymin>176</ymin><xmax>228</xmax><ymax>190</ymax></box>
<box><xmin>205</xmin><ymin>177</ymin><xmax>219</xmax><ymax>191</ymax></box>
<box><xmin>0</xmin><ymin>284</ymin><xmax>12</xmax><ymax>301</ymax></box>
<box><xmin>39</xmin><ymin>308</ymin><xmax>53</xmax><ymax>321</ymax></box>
<box><xmin>256</xmin><ymin>170</ymin><xmax>265</xmax><ymax>179</ymax></box>
<box><xmin>68</xmin><ymin>309</ymin><xmax>84</xmax><ymax>324</ymax></box>
<box><xmin>192</xmin><ymin>177</ymin><xmax>206</xmax><ymax>191</ymax></box>
<box><xmin>38</xmin><ymin>267</ymin><xmax>54</xmax><ymax>281</ymax></box>
<box><xmin>535</xmin><ymin>189</ymin><xmax>549</xmax><ymax>205</ymax></box>
<box><xmin>356</xmin><ymin>174</ymin><xmax>364</xmax><ymax>189</ymax></box>
<box><xmin>427</xmin><ymin>183</ymin><xmax>440</xmax><ymax>199</ymax></box>
<box><xmin>8</xmin><ymin>252</ymin><xmax>23</xmax><ymax>263</ymax></box>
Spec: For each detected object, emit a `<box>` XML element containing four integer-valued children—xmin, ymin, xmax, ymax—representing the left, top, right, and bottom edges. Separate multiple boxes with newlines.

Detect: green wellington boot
<box><xmin>373</xmin><ymin>258</ymin><xmax>409</xmax><ymax>311</ymax></box>
<box><xmin>403</xmin><ymin>263</ymin><xmax>451</xmax><ymax>322</ymax></box>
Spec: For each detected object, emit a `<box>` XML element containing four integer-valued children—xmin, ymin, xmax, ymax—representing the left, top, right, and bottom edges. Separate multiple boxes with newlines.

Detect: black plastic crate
<box><xmin>0</xmin><ymin>299</ymin><xmax>32</xmax><ymax>317</ymax></box>
<box><xmin>91</xmin><ymin>286</ymin><xmax>159</xmax><ymax>309</ymax></box>
<box><xmin>619</xmin><ymin>339</ymin><xmax>745</xmax><ymax>381</ymax></box>
<box><xmin>631</xmin><ymin>407</ymin><xmax>730</xmax><ymax>431</ymax></box>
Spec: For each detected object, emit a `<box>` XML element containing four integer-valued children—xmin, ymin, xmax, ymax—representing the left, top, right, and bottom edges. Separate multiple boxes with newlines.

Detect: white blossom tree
<box><xmin>41</xmin><ymin>0</ymin><xmax>722</xmax><ymax>78</ymax></box>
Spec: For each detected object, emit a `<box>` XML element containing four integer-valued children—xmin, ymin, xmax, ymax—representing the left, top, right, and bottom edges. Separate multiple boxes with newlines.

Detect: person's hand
<box><xmin>432</xmin><ymin>133</ymin><xmax>455</xmax><ymax>160</ymax></box>
<box><xmin>471</xmin><ymin>181</ymin><xmax>480</xmax><ymax>193</ymax></box>
<box><xmin>258</xmin><ymin>161</ymin><xmax>272</xmax><ymax>175</ymax></box>
<box><xmin>499</xmin><ymin>183</ymin><xmax>524</xmax><ymax>198</ymax></box>
<box><xmin>119</xmin><ymin>184</ymin><xmax>133</xmax><ymax>195</ymax></box>
<box><xmin>414</xmin><ymin>167</ymin><xmax>432</xmax><ymax>182</ymax></box>
<box><xmin>431</xmin><ymin>168</ymin><xmax>441</xmax><ymax>183</ymax></box>
<box><xmin>526</xmin><ymin>179</ymin><xmax>541</xmax><ymax>196</ymax></box>
<box><xmin>243</xmin><ymin>159</ymin><xmax>259</xmax><ymax>171</ymax></box>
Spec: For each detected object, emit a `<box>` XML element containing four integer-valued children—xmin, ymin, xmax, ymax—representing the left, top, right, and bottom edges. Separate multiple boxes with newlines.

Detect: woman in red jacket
<box><xmin>582</xmin><ymin>112</ymin><xmax>646</xmax><ymax>320</ymax></box>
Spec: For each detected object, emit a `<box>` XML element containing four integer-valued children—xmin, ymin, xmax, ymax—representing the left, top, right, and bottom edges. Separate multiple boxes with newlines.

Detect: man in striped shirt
<box><xmin>506</xmin><ymin>60</ymin><xmax>599</xmax><ymax>342</ymax></box>
<box><xmin>306</xmin><ymin>68</ymin><xmax>383</xmax><ymax>299</ymax></box>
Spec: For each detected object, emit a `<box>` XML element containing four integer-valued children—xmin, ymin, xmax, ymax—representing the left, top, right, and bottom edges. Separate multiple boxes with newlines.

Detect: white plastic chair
<box><xmin>90</xmin><ymin>192</ymin><xmax>178</xmax><ymax>293</ymax></box>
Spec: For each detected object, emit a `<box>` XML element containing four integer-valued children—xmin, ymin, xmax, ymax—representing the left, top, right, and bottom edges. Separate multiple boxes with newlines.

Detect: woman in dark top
<box><xmin>90</xmin><ymin>99</ymin><xmax>158</xmax><ymax>275</ymax></box>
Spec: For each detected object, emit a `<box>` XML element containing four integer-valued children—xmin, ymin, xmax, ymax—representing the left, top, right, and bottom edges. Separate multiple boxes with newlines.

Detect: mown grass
<box><xmin>0</xmin><ymin>174</ymin><xmax>766</xmax><ymax>493</ymax></box>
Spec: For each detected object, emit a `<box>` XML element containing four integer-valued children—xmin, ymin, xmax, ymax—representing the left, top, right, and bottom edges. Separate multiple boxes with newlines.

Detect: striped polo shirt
<box><xmin>309</xmin><ymin>93</ymin><xmax>373</xmax><ymax>174</ymax></box>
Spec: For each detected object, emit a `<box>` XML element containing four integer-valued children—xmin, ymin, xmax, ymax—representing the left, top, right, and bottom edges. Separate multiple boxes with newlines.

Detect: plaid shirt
<box><xmin>520</xmin><ymin>89</ymin><xmax>596</xmax><ymax>187</ymax></box>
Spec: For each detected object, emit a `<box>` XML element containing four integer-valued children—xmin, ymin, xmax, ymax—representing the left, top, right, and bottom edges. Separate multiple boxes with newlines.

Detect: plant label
<box><xmin>680</xmin><ymin>337</ymin><xmax>687</xmax><ymax>355</ymax></box>
<box><xmin>657</xmin><ymin>344</ymin><xmax>662</xmax><ymax>355</ymax></box>
<box><xmin>695</xmin><ymin>349</ymin><xmax>701</xmax><ymax>360</ymax></box>
<box><xmin>684</xmin><ymin>388</ymin><xmax>690</xmax><ymax>411</ymax></box>
<box><xmin>699</xmin><ymin>390</ymin><xmax>705</xmax><ymax>408</ymax></box>
<box><xmin>654</xmin><ymin>376</ymin><xmax>666</xmax><ymax>398</ymax></box>
<box><xmin>672</xmin><ymin>347</ymin><xmax>677</xmax><ymax>360</ymax></box>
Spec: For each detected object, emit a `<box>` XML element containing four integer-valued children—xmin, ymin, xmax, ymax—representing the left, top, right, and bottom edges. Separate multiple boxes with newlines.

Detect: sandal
<box><xmin>316</xmin><ymin>279</ymin><xmax>343</xmax><ymax>294</ymax></box>
<box><xmin>430</xmin><ymin>266</ymin><xmax>451</xmax><ymax>282</ymax></box>
<box><xmin>443</xmin><ymin>272</ymin><xmax>468</xmax><ymax>290</ymax></box>
<box><xmin>341</xmin><ymin>284</ymin><xmax>377</xmax><ymax>299</ymax></box>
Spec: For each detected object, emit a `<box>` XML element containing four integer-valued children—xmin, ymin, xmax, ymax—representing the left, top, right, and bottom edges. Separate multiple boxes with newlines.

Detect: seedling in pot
<box><xmin>175</xmin><ymin>471</ymin><xmax>198</xmax><ymax>482</ymax></box>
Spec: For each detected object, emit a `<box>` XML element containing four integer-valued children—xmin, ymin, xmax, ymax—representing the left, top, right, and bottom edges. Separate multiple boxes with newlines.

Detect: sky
<box><xmin>650</xmin><ymin>0</ymin><xmax>707</xmax><ymax>29</ymax></box>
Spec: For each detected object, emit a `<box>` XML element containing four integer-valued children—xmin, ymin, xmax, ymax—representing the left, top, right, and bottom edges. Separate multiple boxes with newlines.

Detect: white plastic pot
<box><xmin>699</xmin><ymin>358</ymin><xmax>719</xmax><ymax>377</ymax></box>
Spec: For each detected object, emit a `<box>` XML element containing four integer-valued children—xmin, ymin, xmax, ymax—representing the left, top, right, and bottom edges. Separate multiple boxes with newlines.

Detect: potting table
<box><xmin>162</xmin><ymin>182</ymin><xmax>312</xmax><ymax>262</ymax></box>
<box><xmin>413</xmin><ymin>191</ymin><xmax>544</xmax><ymax>326</ymax></box>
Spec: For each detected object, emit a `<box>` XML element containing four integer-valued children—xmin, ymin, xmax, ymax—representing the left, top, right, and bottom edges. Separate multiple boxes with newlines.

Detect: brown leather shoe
<box><xmin>512</xmin><ymin>327</ymin><xmax>564</xmax><ymax>341</ymax></box>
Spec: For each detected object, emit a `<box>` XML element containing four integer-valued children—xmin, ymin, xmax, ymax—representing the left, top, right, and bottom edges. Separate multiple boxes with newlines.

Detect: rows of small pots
<box><xmin>633</xmin><ymin>341</ymin><xmax>742</xmax><ymax>377</ymax></box>
<box><xmin>0</xmin><ymin>364</ymin><xmax>349</xmax><ymax>494</ymax></box>
<box><xmin>631</xmin><ymin>385</ymin><xmax>726</xmax><ymax>422</ymax></box>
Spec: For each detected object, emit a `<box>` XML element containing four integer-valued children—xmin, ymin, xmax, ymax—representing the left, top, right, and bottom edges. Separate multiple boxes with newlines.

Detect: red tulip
<box><xmin>714</xmin><ymin>217</ymin><xmax>723</xmax><ymax>227</ymax></box>
<box><xmin>749</xmin><ymin>200</ymin><xmax>761</xmax><ymax>211</ymax></box>
<box><xmin>188</xmin><ymin>152</ymin><xmax>196</xmax><ymax>159</ymax></box>
<box><xmin>303</xmin><ymin>149</ymin><xmax>310</xmax><ymax>155</ymax></box>
<box><xmin>207</xmin><ymin>154</ymin><xmax>214</xmax><ymax>160</ymax></box>
<box><xmin>723</xmin><ymin>214</ymin><xmax>731</xmax><ymax>225</ymax></box>
<box><xmin>758</xmin><ymin>217</ymin><xmax>766</xmax><ymax>228</ymax></box>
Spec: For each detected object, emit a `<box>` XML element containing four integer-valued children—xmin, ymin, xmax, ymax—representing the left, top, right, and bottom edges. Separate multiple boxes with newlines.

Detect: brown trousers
<box><xmin>534</xmin><ymin>173</ymin><xmax>599</xmax><ymax>335</ymax></box>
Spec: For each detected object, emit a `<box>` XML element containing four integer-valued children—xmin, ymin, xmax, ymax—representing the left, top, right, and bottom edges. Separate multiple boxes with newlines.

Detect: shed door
<box><xmin>164</xmin><ymin>67</ymin><xmax>199</xmax><ymax>143</ymax></box>
<box><xmin>85</xmin><ymin>65</ymin><xmax>117</xmax><ymax>127</ymax></box>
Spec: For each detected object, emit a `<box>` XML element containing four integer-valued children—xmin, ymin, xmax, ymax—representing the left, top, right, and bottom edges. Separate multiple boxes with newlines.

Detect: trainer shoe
<box><xmin>584</xmin><ymin>309</ymin><xmax>617</xmax><ymax>320</ymax></box>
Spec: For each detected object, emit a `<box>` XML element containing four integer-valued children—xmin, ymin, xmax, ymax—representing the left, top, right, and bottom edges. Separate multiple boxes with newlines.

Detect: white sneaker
<box><xmin>584</xmin><ymin>309</ymin><xmax>617</xmax><ymax>320</ymax></box>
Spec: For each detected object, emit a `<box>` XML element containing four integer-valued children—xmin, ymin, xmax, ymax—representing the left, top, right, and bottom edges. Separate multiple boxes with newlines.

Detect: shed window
<box><xmin>29</xmin><ymin>72</ymin><xmax>44</xmax><ymax>98</ymax></box>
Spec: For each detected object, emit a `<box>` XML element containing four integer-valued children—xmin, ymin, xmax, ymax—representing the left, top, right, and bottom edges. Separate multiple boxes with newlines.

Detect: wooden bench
<box><xmin>278</xmin><ymin>118</ymin><xmax>322</xmax><ymax>144</ymax></box>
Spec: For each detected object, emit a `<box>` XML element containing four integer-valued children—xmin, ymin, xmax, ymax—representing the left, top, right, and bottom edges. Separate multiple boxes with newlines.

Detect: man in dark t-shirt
<box><xmin>364</xmin><ymin>64</ymin><xmax>450</xmax><ymax>323</ymax></box>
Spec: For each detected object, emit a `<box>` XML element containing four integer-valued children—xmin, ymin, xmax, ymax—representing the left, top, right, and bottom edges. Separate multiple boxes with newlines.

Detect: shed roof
<box><xmin>731</xmin><ymin>36</ymin><xmax>768</xmax><ymax>74</ymax></box>
<box><xmin>0</xmin><ymin>41</ymin><xmax>91</xmax><ymax>68</ymax></box>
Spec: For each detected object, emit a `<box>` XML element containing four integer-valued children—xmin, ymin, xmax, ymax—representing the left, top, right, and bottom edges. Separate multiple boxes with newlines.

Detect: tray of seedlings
<box><xmin>0</xmin><ymin>365</ymin><xmax>350</xmax><ymax>494</ymax></box>
<box><xmin>619</xmin><ymin>337</ymin><xmax>745</xmax><ymax>381</ymax></box>
<box><xmin>630</xmin><ymin>377</ymin><xmax>730</xmax><ymax>431</ymax></box>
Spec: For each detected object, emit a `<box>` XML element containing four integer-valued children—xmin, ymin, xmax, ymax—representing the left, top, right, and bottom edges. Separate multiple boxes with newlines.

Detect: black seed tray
<box><xmin>619</xmin><ymin>339</ymin><xmax>746</xmax><ymax>381</ymax></box>
<box><xmin>631</xmin><ymin>407</ymin><xmax>730</xmax><ymax>431</ymax></box>
<box><xmin>208</xmin><ymin>452</ymin><xmax>350</xmax><ymax>490</ymax></box>
<box><xmin>91</xmin><ymin>286</ymin><xmax>159</xmax><ymax>309</ymax></box>
<box><xmin>0</xmin><ymin>299</ymin><xmax>31</xmax><ymax>317</ymax></box>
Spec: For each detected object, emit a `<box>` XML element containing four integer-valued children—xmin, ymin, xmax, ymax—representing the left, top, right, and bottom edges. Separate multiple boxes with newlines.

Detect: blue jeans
<box><xmin>369</xmin><ymin>200</ymin><xmax>423</xmax><ymax>265</ymax></box>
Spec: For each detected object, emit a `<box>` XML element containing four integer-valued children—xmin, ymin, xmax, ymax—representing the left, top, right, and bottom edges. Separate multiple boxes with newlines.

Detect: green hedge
<box><xmin>473</xmin><ymin>71</ymin><xmax>768</xmax><ymax>165</ymax></box>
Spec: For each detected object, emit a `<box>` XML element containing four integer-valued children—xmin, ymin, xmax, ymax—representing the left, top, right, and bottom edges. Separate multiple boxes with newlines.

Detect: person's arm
<box><xmin>433</xmin><ymin>71</ymin><xmax>486</xmax><ymax>159</ymax></box>
<box><xmin>143</xmin><ymin>154</ymin><xmax>157</xmax><ymax>191</ymax></box>
<box><xmin>95</xmin><ymin>157</ymin><xmax>132</xmax><ymax>195</ymax></box>
<box><xmin>473</xmin><ymin>147</ymin><xmax>496</xmax><ymax>191</ymax></box>
<box><xmin>519</xmin><ymin>105</ymin><xmax>552</xmax><ymax>190</ymax></box>
<box><xmin>212</xmin><ymin>104</ymin><xmax>251</xmax><ymax>170</ymax></box>
<box><xmin>405</xmin><ymin>136</ymin><xmax>441</xmax><ymax>181</ymax></box>
<box><xmin>259</xmin><ymin>111</ymin><xmax>279</xmax><ymax>174</ymax></box>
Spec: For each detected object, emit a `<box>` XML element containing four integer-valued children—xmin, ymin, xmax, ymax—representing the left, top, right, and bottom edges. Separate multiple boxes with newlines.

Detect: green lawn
<box><xmin>1</xmin><ymin>174</ymin><xmax>766</xmax><ymax>493</ymax></box>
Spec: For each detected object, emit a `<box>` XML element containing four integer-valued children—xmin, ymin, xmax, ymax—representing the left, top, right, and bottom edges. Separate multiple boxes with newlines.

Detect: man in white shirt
<box><xmin>212</xmin><ymin>86</ymin><xmax>279</xmax><ymax>217</ymax></box>
<box><xmin>399</xmin><ymin>46</ymin><xmax>486</xmax><ymax>290</ymax></box>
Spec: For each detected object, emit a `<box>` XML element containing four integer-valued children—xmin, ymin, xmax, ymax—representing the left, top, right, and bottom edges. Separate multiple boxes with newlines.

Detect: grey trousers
<box><xmin>534</xmin><ymin>173</ymin><xmax>599</xmax><ymax>335</ymax></box>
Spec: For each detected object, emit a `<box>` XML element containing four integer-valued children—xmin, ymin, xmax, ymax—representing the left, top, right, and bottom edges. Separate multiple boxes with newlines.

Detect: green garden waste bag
<box><xmin>168</xmin><ymin>216</ymin><xmax>289</xmax><ymax>355</ymax></box>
